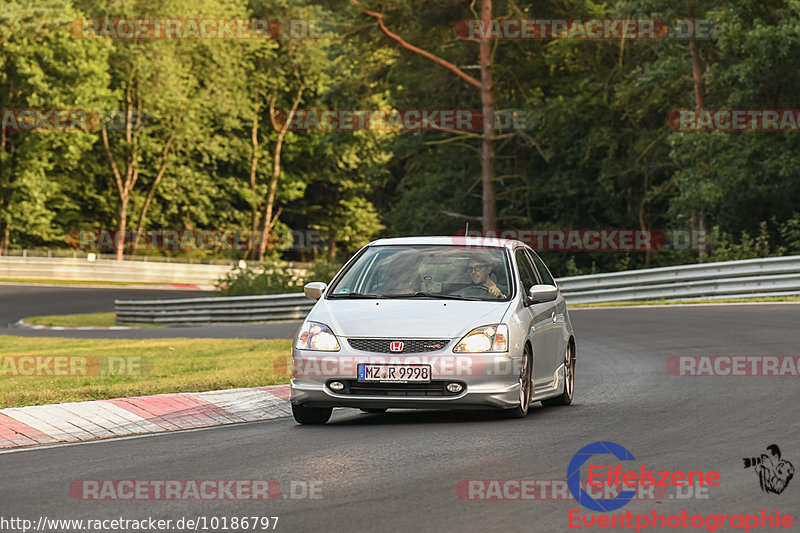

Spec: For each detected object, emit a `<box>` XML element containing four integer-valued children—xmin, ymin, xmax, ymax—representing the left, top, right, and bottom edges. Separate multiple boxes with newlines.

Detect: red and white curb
<box><xmin>0</xmin><ymin>384</ymin><xmax>290</xmax><ymax>449</ymax></box>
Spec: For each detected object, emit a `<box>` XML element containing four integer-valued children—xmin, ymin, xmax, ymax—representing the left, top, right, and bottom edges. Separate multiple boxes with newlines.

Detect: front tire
<box><xmin>542</xmin><ymin>341</ymin><xmax>574</xmax><ymax>407</ymax></box>
<box><xmin>292</xmin><ymin>403</ymin><xmax>332</xmax><ymax>425</ymax></box>
<box><xmin>501</xmin><ymin>345</ymin><xmax>533</xmax><ymax>419</ymax></box>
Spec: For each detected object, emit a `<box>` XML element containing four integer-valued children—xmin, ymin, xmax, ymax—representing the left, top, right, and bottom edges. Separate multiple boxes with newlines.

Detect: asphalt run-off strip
<box><xmin>0</xmin><ymin>384</ymin><xmax>291</xmax><ymax>449</ymax></box>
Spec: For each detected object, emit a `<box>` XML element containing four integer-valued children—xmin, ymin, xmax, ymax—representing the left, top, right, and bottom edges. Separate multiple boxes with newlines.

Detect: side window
<box><xmin>515</xmin><ymin>250</ymin><xmax>541</xmax><ymax>292</ymax></box>
<box><xmin>528</xmin><ymin>250</ymin><xmax>555</xmax><ymax>286</ymax></box>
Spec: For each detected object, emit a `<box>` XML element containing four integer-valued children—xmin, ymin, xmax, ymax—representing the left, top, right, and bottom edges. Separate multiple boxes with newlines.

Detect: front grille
<box><xmin>347</xmin><ymin>338</ymin><xmax>450</xmax><ymax>353</ymax></box>
<box><xmin>332</xmin><ymin>380</ymin><xmax>463</xmax><ymax>397</ymax></box>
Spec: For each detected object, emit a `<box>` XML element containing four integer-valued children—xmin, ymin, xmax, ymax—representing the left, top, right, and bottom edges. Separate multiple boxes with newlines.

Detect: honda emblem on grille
<box><xmin>390</xmin><ymin>341</ymin><xmax>404</xmax><ymax>352</ymax></box>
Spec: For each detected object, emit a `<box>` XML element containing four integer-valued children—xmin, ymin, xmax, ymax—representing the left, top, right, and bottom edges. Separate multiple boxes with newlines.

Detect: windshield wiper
<box><xmin>380</xmin><ymin>292</ymin><xmax>481</xmax><ymax>301</ymax></box>
<box><xmin>327</xmin><ymin>292</ymin><xmax>382</xmax><ymax>299</ymax></box>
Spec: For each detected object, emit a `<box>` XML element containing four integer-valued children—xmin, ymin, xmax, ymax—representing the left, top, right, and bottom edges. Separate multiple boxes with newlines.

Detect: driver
<box><xmin>467</xmin><ymin>255</ymin><xmax>505</xmax><ymax>298</ymax></box>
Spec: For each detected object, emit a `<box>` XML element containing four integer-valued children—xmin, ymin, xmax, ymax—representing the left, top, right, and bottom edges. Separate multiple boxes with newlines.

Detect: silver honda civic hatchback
<box><xmin>290</xmin><ymin>236</ymin><xmax>576</xmax><ymax>424</ymax></box>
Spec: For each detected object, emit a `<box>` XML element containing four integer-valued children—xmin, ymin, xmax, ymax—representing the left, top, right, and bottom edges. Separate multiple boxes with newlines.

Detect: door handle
<box><xmin>551</xmin><ymin>311</ymin><xmax>557</xmax><ymax>323</ymax></box>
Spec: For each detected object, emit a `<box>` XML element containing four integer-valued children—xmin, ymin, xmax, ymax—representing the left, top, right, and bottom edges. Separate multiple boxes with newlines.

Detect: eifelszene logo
<box><xmin>567</xmin><ymin>441</ymin><xmax>637</xmax><ymax>512</ymax></box>
<box><xmin>743</xmin><ymin>445</ymin><xmax>794</xmax><ymax>494</ymax></box>
<box><xmin>567</xmin><ymin>441</ymin><xmax>721</xmax><ymax>512</ymax></box>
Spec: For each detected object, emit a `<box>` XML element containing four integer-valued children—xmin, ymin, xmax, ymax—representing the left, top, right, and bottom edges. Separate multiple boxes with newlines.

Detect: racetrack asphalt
<box><xmin>2</xmin><ymin>303</ymin><xmax>799</xmax><ymax>532</ymax></box>
<box><xmin>0</xmin><ymin>285</ymin><xmax>299</xmax><ymax>339</ymax></box>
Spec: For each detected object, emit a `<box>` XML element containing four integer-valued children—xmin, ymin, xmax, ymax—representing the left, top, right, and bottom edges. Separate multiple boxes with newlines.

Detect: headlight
<box><xmin>454</xmin><ymin>324</ymin><xmax>508</xmax><ymax>353</ymax></box>
<box><xmin>296</xmin><ymin>321</ymin><xmax>340</xmax><ymax>351</ymax></box>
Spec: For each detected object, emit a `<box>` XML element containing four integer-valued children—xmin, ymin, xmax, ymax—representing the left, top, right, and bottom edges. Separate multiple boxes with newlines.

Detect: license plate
<box><xmin>357</xmin><ymin>364</ymin><xmax>431</xmax><ymax>383</ymax></box>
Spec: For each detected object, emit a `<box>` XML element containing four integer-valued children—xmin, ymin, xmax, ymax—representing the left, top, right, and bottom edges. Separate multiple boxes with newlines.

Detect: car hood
<box><xmin>307</xmin><ymin>299</ymin><xmax>512</xmax><ymax>338</ymax></box>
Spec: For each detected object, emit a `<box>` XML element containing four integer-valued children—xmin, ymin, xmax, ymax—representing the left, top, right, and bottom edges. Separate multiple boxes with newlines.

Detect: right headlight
<box><xmin>295</xmin><ymin>321</ymin><xmax>340</xmax><ymax>351</ymax></box>
<box><xmin>453</xmin><ymin>324</ymin><xmax>508</xmax><ymax>353</ymax></box>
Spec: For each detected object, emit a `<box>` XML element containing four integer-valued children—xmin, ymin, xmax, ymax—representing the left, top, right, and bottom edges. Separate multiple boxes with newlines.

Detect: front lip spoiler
<box><xmin>298</xmin><ymin>401</ymin><xmax>514</xmax><ymax>410</ymax></box>
<box><xmin>291</xmin><ymin>382</ymin><xmax>519</xmax><ymax>409</ymax></box>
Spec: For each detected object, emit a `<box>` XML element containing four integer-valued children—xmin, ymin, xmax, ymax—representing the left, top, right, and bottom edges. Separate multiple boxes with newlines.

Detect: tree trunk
<box><xmin>102</xmin><ymin>70</ymin><xmax>141</xmax><ymax>260</ymax></box>
<box><xmin>102</xmin><ymin>121</ymin><xmax>137</xmax><ymax>261</ymax></box>
<box><xmin>0</xmin><ymin>224</ymin><xmax>9</xmax><ymax>256</ymax></box>
<box><xmin>698</xmin><ymin>212</ymin><xmax>708</xmax><ymax>260</ymax></box>
<box><xmin>116</xmin><ymin>195</ymin><xmax>128</xmax><ymax>260</ymax></box>
<box><xmin>327</xmin><ymin>229</ymin><xmax>337</xmax><ymax>261</ymax></box>
<box><xmin>131</xmin><ymin>123</ymin><xmax>179</xmax><ymax>258</ymax></box>
<box><xmin>689</xmin><ymin>39</ymin><xmax>706</xmax><ymax>109</ymax></box>
<box><xmin>688</xmin><ymin>8</ymin><xmax>708</xmax><ymax>261</ymax></box>
<box><xmin>639</xmin><ymin>174</ymin><xmax>650</xmax><ymax>268</ymax></box>
<box><xmin>257</xmin><ymin>131</ymin><xmax>285</xmax><ymax>262</ymax></box>
<box><xmin>353</xmin><ymin>0</ymin><xmax>497</xmax><ymax>228</ymax></box>
<box><xmin>248</xmin><ymin>105</ymin><xmax>260</xmax><ymax>260</ymax></box>
<box><xmin>0</xmin><ymin>122</ymin><xmax>7</xmax><ymax>255</ymax></box>
<box><xmin>479</xmin><ymin>0</ymin><xmax>497</xmax><ymax>230</ymax></box>
<box><xmin>257</xmin><ymin>85</ymin><xmax>305</xmax><ymax>262</ymax></box>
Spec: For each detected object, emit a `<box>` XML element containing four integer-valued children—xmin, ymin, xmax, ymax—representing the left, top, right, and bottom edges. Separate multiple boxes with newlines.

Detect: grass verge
<box><xmin>0</xmin><ymin>336</ymin><xmax>292</xmax><ymax>407</ymax></box>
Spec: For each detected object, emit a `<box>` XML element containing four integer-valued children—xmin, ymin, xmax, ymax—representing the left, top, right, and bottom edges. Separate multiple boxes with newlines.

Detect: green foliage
<box><xmin>704</xmin><ymin>222</ymin><xmax>772</xmax><ymax>262</ymax></box>
<box><xmin>0</xmin><ymin>0</ymin><xmax>112</xmax><ymax>246</ymax></box>
<box><xmin>217</xmin><ymin>263</ymin><xmax>306</xmax><ymax>296</ymax></box>
<box><xmin>217</xmin><ymin>259</ymin><xmax>344</xmax><ymax>296</ymax></box>
<box><xmin>703</xmin><ymin>216</ymin><xmax>800</xmax><ymax>262</ymax></box>
<box><xmin>777</xmin><ymin>214</ymin><xmax>800</xmax><ymax>255</ymax></box>
<box><xmin>306</xmin><ymin>260</ymin><xmax>344</xmax><ymax>285</ymax></box>
<box><xmin>4</xmin><ymin>0</ymin><xmax>800</xmax><ymax>275</ymax></box>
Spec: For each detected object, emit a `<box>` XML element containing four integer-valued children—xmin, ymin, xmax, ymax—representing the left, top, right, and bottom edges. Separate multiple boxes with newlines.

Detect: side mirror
<box><xmin>527</xmin><ymin>284</ymin><xmax>558</xmax><ymax>304</ymax></box>
<box><xmin>304</xmin><ymin>282</ymin><xmax>327</xmax><ymax>300</ymax></box>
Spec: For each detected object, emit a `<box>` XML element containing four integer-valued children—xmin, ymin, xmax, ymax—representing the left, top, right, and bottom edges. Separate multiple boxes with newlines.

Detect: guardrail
<box><xmin>1</xmin><ymin>249</ymin><xmax>238</xmax><ymax>265</ymax></box>
<box><xmin>114</xmin><ymin>255</ymin><xmax>800</xmax><ymax>324</ymax></box>
<box><xmin>116</xmin><ymin>293</ymin><xmax>314</xmax><ymax>325</ymax></box>
<box><xmin>0</xmin><ymin>256</ymin><xmax>236</xmax><ymax>285</ymax></box>
<box><xmin>557</xmin><ymin>255</ymin><xmax>800</xmax><ymax>304</ymax></box>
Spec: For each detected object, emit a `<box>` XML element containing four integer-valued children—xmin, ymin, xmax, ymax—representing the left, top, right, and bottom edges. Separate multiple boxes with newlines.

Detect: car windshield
<box><xmin>328</xmin><ymin>245</ymin><xmax>512</xmax><ymax>301</ymax></box>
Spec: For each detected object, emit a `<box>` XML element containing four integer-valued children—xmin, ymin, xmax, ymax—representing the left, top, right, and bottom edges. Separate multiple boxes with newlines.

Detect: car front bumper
<box><xmin>289</xmin><ymin>350</ymin><xmax>523</xmax><ymax>410</ymax></box>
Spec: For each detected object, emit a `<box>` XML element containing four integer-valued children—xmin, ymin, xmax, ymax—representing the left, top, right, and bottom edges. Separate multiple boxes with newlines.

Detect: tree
<box><xmin>0</xmin><ymin>0</ymin><xmax>111</xmax><ymax>253</ymax></box>
<box><xmin>77</xmin><ymin>0</ymin><xmax>255</xmax><ymax>259</ymax></box>
<box><xmin>352</xmin><ymin>0</ymin><xmax>499</xmax><ymax>229</ymax></box>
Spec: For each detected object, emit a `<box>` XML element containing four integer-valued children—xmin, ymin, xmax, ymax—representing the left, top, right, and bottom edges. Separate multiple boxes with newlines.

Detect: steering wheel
<box><xmin>456</xmin><ymin>284</ymin><xmax>492</xmax><ymax>297</ymax></box>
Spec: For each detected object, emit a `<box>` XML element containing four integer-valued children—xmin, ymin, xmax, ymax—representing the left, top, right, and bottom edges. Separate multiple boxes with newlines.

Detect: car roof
<box><xmin>368</xmin><ymin>236</ymin><xmax>526</xmax><ymax>250</ymax></box>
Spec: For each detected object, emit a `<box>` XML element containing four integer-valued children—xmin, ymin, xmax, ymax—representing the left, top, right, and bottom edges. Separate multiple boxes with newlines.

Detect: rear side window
<box><xmin>515</xmin><ymin>250</ymin><xmax>540</xmax><ymax>292</ymax></box>
<box><xmin>527</xmin><ymin>250</ymin><xmax>556</xmax><ymax>286</ymax></box>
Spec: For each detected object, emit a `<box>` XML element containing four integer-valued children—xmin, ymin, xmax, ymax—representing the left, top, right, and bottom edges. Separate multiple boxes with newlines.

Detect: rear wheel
<box><xmin>292</xmin><ymin>403</ymin><xmax>332</xmax><ymax>425</ymax></box>
<box><xmin>501</xmin><ymin>345</ymin><xmax>532</xmax><ymax>419</ymax></box>
<box><xmin>360</xmin><ymin>408</ymin><xmax>387</xmax><ymax>414</ymax></box>
<box><xmin>542</xmin><ymin>341</ymin><xmax>574</xmax><ymax>407</ymax></box>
